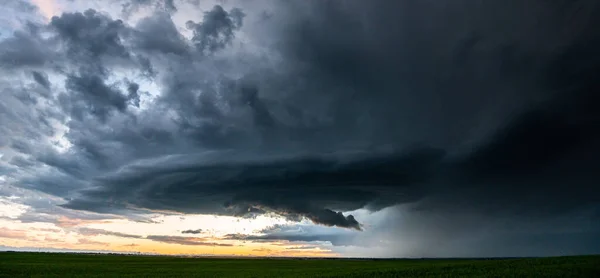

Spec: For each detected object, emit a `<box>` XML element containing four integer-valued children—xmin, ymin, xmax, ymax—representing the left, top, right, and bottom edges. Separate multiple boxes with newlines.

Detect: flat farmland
<box><xmin>0</xmin><ymin>252</ymin><xmax>598</xmax><ymax>277</ymax></box>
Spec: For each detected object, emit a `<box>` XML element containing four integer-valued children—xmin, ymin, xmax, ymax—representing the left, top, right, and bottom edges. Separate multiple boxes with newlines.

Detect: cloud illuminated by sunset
<box><xmin>30</xmin><ymin>0</ymin><xmax>60</xmax><ymax>20</ymax></box>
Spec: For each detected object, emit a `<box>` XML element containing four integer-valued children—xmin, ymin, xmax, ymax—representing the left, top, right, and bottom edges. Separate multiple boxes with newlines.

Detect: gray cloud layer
<box><xmin>1</xmin><ymin>0</ymin><xmax>599</xmax><ymax>255</ymax></box>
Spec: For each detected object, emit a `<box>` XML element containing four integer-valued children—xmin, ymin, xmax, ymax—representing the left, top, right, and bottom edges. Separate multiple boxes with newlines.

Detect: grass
<box><xmin>0</xmin><ymin>252</ymin><xmax>599</xmax><ymax>277</ymax></box>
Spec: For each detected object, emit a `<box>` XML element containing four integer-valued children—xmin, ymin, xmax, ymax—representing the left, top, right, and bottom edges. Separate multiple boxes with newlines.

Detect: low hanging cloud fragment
<box><xmin>78</xmin><ymin>228</ymin><xmax>143</xmax><ymax>239</ymax></box>
<box><xmin>181</xmin><ymin>229</ymin><xmax>203</xmax><ymax>234</ymax></box>
<box><xmin>31</xmin><ymin>71</ymin><xmax>51</xmax><ymax>89</ymax></box>
<box><xmin>222</xmin><ymin>224</ymin><xmax>359</xmax><ymax>247</ymax></box>
<box><xmin>146</xmin><ymin>235</ymin><xmax>233</xmax><ymax>246</ymax></box>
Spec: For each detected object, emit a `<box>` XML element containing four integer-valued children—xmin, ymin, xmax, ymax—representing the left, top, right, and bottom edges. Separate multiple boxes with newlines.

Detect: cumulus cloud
<box><xmin>132</xmin><ymin>13</ymin><xmax>190</xmax><ymax>56</ymax></box>
<box><xmin>186</xmin><ymin>5</ymin><xmax>245</xmax><ymax>54</ymax></box>
<box><xmin>1</xmin><ymin>0</ymin><xmax>599</xmax><ymax>256</ymax></box>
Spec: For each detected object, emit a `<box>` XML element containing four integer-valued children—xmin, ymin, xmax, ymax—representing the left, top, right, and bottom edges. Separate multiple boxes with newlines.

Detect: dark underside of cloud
<box><xmin>223</xmin><ymin>224</ymin><xmax>358</xmax><ymax>247</ymax></box>
<box><xmin>1</xmin><ymin>0</ymin><xmax>599</xmax><ymax>248</ymax></box>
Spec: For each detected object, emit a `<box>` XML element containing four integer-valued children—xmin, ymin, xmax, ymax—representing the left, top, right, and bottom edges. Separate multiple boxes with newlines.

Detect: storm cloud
<box><xmin>1</xmin><ymin>0</ymin><xmax>599</xmax><ymax>256</ymax></box>
<box><xmin>223</xmin><ymin>224</ymin><xmax>358</xmax><ymax>247</ymax></box>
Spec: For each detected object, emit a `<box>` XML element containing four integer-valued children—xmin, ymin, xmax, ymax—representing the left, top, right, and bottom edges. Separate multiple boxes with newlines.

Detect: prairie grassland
<box><xmin>0</xmin><ymin>252</ymin><xmax>599</xmax><ymax>277</ymax></box>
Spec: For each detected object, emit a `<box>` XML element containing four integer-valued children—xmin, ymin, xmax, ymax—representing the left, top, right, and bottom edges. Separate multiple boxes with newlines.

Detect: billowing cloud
<box><xmin>186</xmin><ymin>5</ymin><xmax>245</xmax><ymax>54</ymax></box>
<box><xmin>0</xmin><ymin>0</ymin><xmax>599</xmax><ymax>257</ymax></box>
<box><xmin>0</xmin><ymin>29</ymin><xmax>49</xmax><ymax>67</ymax></box>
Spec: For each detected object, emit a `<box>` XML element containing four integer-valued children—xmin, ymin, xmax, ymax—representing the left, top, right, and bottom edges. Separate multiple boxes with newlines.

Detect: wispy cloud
<box><xmin>56</xmin><ymin>216</ymin><xmax>111</xmax><ymax>228</ymax></box>
<box><xmin>77</xmin><ymin>238</ymin><xmax>109</xmax><ymax>246</ymax></box>
<box><xmin>0</xmin><ymin>228</ymin><xmax>27</xmax><ymax>239</ymax></box>
<box><xmin>146</xmin><ymin>235</ymin><xmax>233</xmax><ymax>247</ymax></box>
<box><xmin>78</xmin><ymin>227</ymin><xmax>142</xmax><ymax>239</ymax></box>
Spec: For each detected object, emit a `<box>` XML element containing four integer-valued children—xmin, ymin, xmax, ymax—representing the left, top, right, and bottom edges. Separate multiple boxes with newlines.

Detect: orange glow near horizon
<box><xmin>0</xmin><ymin>212</ymin><xmax>338</xmax><ymax>257</ymax></box>
<box><xmin>0</xmin><ymin>235</ymin><xmax>336</xmax><ymax>257</ymax></box>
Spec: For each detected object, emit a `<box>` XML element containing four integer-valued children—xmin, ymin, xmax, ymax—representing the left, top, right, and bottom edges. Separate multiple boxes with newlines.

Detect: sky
<box><xmin>0</xmin><ymin>0</ymin><xmax>599</xmax><ymax>258</ymax></box>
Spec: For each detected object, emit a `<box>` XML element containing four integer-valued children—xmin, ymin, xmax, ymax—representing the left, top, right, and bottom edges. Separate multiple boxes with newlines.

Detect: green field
<box><xmin>0</xmin><ymin>252</ymin><xmax>599</xmax><ymax>277</ymax></box>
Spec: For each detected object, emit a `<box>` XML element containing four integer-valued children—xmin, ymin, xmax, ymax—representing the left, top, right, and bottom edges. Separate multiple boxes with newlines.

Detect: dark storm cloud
<box><xmin>163</xmin><ymin>0</ymin><xmax>177</xmax><ymax>13</ymax></box>
<box><xmin>48</xmin><ymin>0</ymin><xmax>600</xmax><ymax>230</ymax></box>
<box><xmin>9</xmin><ymin>156</ymin><xmax>37</xmax><ymax>168</ymax></box>
<box><xmin>223</xmin><ymin>233</ymin><xmax>352</xmax><ymax>246</ymax></box>
<box><xmin>186</xmin><ymin>5</ymin><xmax>245</xmax><ymax>54</ymax></box>
<box><xmin>19</xmin><ymin>170</ymin><xmax>88</xmax><ymax>197</ymax></box>
<box><xmin>62</xmin><ymin>72</ymin><xmax>130</xmax><ymax>122</ymax></box>
<box><xmin>63</xmin><ymin>148</ymin><xmax>442</xmax><ymax>230</ymax></box>
<box><xmin>31</xmin><ymin>71</ymin><xmax>51</xmax><ymax>89</ymax></box>
<box><xmin>441</xmin><ymin>95</ymin><xmax>600</xmax><ymax>215</ymax></box>
<box><xmin>132</xmin><ymin>13</ymin><xmax>190</xmax><ymax>56</ymax></box>
<box><xmin>0</xmin><ymin>30</ymin><xmax>48</xmax><ymax>67</ymax></box>
<box><xmin>223</xmin><ymin>224</ymin><xmax>358</xmax><ymax>247</ymax></box>
<box><xmin>125</xmin><ymin>81</ymin><xmax>141</xmax><ymax>107</ymax></box>
<box><xmin>10</xmin><ymin>140</ymin><xmax>33</xmax><ymax>154</ymax></box>
<box><xmin>2</xmin><ymin>0</ymin><xmax>600</xmax><ymax>241</ymax></box>
<box><xmin>50</xmin><ymin>9</ymin><xmax>130</xmax><ymax>61</ymax></box>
